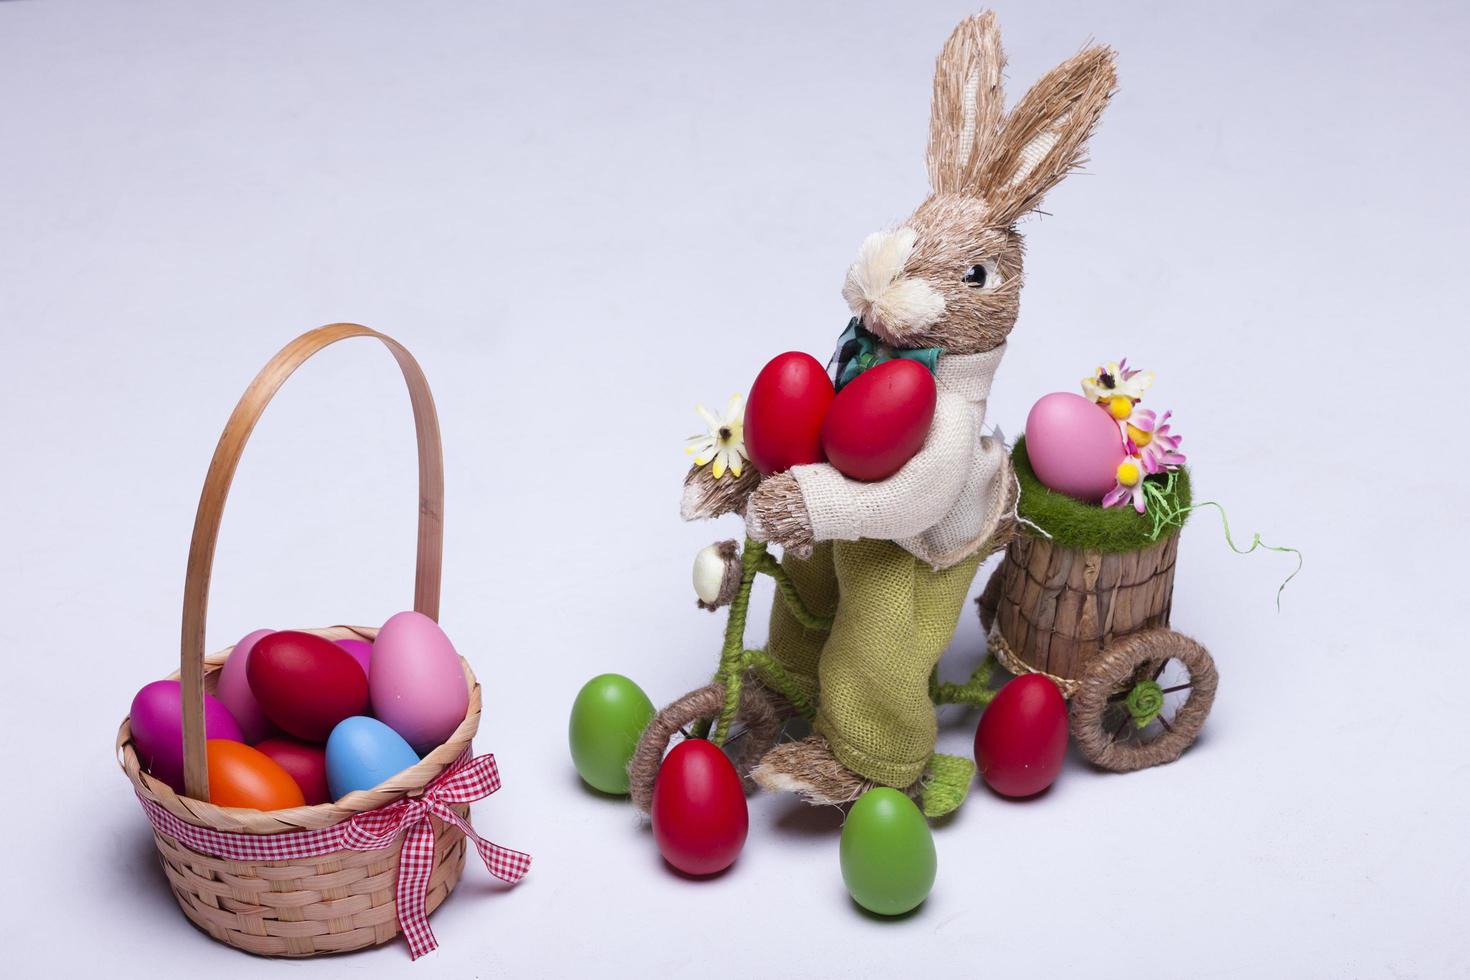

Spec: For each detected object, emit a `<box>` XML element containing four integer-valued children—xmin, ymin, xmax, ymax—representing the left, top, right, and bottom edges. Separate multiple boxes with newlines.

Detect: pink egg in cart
<box><xmin>1024</xmin><ymin>392</ymin><xmax>1126</xmax><ymax>503</ymax></box>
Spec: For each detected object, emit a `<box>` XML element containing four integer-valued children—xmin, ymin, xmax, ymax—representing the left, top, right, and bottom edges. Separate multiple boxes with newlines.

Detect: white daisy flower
<box><xmin>685</xmin><ymin>393</ymin><xmax>746</xmax><ymax>479</ymax></box>
<box><xmin>1082</xmin><ymin>358</ymin><xmax>1155</xmax><ymax>406</ymax></box>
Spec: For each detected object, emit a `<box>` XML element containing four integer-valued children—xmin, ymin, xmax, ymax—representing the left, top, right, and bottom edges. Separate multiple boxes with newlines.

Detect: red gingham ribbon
<box><xmin>135</xmin><ymin>752</ymin><xmax>531</xmax><ymax>959</ymax></box>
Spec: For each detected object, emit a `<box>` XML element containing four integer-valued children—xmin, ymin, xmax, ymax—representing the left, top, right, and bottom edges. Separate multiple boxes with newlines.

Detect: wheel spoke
<box><xmin>1161</xmin><ymin>682</ymin><xmax>1192</xmax><ymax>695</ymax></box>
<box><xmin>1152</xmin><ymin>659</ymin><xmax>1170</xmax><ymax>681</ymax></box>
<box><xmin>1110</xmin><ymin>711</ymin><xmax>1132</xmax><ymax>743</ymax></box>
<box><xmin>1157</xmin><ymin>714</ymin><xmax>1173</xmax><ymax>733</ymax></box>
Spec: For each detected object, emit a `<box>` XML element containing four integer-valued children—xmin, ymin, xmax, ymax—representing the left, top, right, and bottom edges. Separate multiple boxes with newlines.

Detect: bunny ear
<box><xmin>979</xmin><ymin>44</ymin><xmax>1117</xmax><ymax>226</ymax></box>
<box><xmin>927</xmin><ymin>12</ymin><xmax>1007</xmax><ymax>196</ymax></box>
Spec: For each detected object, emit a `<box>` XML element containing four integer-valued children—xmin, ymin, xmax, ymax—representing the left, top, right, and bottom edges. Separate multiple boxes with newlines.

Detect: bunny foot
<box><xmin>751</xmin><ymin>735</ymin><xmax>870</xmax><ymax>806</ymax></box>
<box><xmin>752</xmin><ymin>737</ymin><xmax>976</xmax><ymax>816</ymax></box>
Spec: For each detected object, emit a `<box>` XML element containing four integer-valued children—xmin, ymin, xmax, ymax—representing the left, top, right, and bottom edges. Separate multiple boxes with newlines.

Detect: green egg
<box><xmin>839</xmin><ymin>787</ymin><xmax>936</xmax><ymax>916</ymax></box>
<box><xmin>568</xmin><ymin>673</ymin><xmax>656</xmax><ymax>795</ymax></box>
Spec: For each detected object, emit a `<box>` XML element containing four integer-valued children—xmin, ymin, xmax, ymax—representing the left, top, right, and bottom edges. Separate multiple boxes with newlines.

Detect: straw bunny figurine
<box><xmin>682</xmin><ymin>12</ymin><xmax>1116</xmax><ymax>810</ymax></box>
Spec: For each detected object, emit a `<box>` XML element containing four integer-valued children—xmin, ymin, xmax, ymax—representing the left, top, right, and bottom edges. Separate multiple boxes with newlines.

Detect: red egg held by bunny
<box><xmin>822</xmin><ymin>359</ymin><xmax>937</xmax><ymax>481</ymax></box>
<box><xmin>744</xmin><ymin>352</ymin><xmax>835</xmax><ymax>476</ymax></box>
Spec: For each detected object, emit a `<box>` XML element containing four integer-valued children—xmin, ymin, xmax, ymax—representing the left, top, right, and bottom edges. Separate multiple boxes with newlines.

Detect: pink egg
<box><xmin>1024</xmin><ymin>392</ymin><xmax>1126</xmax><ymax>502</ymax></box>
<box><xmin>369</xmin><ymin>611</ymin><xmax>469</xmax><ymax>753</ymax></box>
<box><xmin>216</xmin><ymin>628</ymin><xmax>276</xmax><ymax>743</ymax></box>
<box><xmin>335</xmin><ymin>638</ymin><xmax>373</xmax><ymax>680</ymax></box>
<box><xmin>130</xmin><ymin>679</ymin><xmax>244</xmax><ymax>794</ymax></box>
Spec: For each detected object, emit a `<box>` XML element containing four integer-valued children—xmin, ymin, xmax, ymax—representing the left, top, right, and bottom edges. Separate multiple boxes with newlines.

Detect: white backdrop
<box><xmin>2</xmin><ymin>1</ymin><xmax>1466</xmax><ymax>976</ymax></box>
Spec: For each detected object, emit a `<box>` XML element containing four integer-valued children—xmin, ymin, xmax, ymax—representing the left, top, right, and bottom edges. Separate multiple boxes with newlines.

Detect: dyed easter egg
<box><xmin>744</xmin><ymin>351</ymin><xmax>835</xmax><ymax>475</ymax></box>
<box><xmin>255</xmin><ymin>737</ymin><xmax>331</xmax><ymax>805</ymax></box>
<box><xmin>651</xmin><ymin>739</ymin><xmax>748</xmax><ymax>876</ymax></box>
<box><xmin>205</xmin><ymin>739</ymin><xmax>306</xmax><ymax>810</ymax></box>
<box><xmin>370</xmin><ymin>611</ymin><xmax>469</xmax><ymax>753</ymax></box>
<box><xmin>130</xmin><ymin>679</ymin><xmax>244</xmax><ymax>794</ymax></box>
<box><xmin>568</xmin><ymin>673</ymin><xmax>656</xmax><ymax>795</ymax></box>
<box><xmin>335</xmin><ymin>637</ymin><xmax>373</xmax><ymax>680</ymax></box>
<box><xmin>326</xmin><ymin>716</ymin><xmax>420</xmax><ymax>799</ymax></box>
<box><xmin>822</xmin><ymin>359</ymin><xmax>937</xmax><ymax>482</ymax></box>
<box><xmin>975</xmin><ymin>674</ymin><xmax>1069</xmax><ymax>798</ymax></box>
<box><xmin>215</xmin><ymin>628</ymin><xmax>276</xmax><ymax>743</ymax></box>
<box><xmin>1024</xmin><ymin>392</ymin><xmax>1126</xmax><ymax>502</ymax></box>
<box><xmin>247</xmin><ymin>631</ymin><xmax>369</xmax><ymax>741</ymax></box>
<box><xmin>840</xmin><ymin>787</ymin><xmax>936</xmax><ymax>916</ymax></box>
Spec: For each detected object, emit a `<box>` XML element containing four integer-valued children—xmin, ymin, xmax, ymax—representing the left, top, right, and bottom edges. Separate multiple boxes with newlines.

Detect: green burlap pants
<box><xmin>764</xmin><ymin>538</ymin><xmax>982</xmax><ymax>787</ymax></box>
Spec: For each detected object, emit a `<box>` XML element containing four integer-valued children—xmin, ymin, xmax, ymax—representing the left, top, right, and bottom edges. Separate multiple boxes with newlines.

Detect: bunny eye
<box><xmin>963</xmin><ymin>260</ymin><xmax>999</xmax><ymax>289</ymax></box>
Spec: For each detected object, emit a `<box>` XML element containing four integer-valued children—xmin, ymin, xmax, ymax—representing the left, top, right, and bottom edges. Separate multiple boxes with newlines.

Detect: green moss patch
<box><xmin>1011</xmin><ymin>435</ymin><xmax>1190</xmax><ymax>553</ymax></box>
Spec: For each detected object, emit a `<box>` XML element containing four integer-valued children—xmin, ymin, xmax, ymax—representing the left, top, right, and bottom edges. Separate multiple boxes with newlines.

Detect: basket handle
<box><xmin>178</xmin><ymin>324</ymin><xmax>444</xmax><ymax>802</ymax></box>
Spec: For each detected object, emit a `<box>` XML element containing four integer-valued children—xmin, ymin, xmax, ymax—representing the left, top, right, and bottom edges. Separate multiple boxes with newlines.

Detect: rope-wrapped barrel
<box><xmin>994</xmin><ymin>529</ymin><xmax>1179</xmax><ymax>682</ymax></box>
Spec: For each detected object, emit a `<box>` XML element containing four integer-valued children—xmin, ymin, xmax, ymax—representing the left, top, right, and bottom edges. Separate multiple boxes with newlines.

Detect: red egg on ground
<box><xmin>650</xmin><ymin>739</ymin><xmax>748</xmax><ymax>876</ymax></box>
<box><xmin>975</xmin><ymin>674</ymin><xmax>1070</xmax><ymax>798</ymax></box>
<box><xmin>744</xmin><ymin>351</ymin><xmax>835</xmax><ymax>476</ymax></box>
<box><xmin>254</xmin><ymin>737</ymin><xmax>331</xmax><ymax>805</ymax></box>
<box><xmin>821</xmin><ymin>359</ymin><xmax>936</xmax><ymax>481</ymax></box>
<box><xmin>247</xmin><ymin>631</ymin><xmax>369</xmax><ymax>741</ymax></box>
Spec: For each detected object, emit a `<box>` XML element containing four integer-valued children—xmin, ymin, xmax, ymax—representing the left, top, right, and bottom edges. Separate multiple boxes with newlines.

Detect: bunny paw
<box><xmin>681</xmin><ymin>463</ymin><xmax>759</xmax><ymax>522</ymax></box>
<box><xmin>745</xmin><ymin>472</ymin><xmax>815</xmax><ymax>558</ymax></box>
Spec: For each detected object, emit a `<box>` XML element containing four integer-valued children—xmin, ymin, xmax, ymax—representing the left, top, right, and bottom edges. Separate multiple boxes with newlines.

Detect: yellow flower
<box><xmin>685</xmin><ymin>393</ymin><xmax>746</xmax><ymax>479</ymax></box>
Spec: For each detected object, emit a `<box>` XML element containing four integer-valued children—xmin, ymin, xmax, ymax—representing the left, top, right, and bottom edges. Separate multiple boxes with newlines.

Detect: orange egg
<box><xmin>206</xmin><ymin>739</ymin><xmax>306</xmax><ymax>810</ymax></box>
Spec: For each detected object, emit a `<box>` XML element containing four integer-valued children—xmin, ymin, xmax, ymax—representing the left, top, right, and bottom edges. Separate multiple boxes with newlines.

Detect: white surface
<box><xmin>2</xmin><ymin>1</ymin><xmax>1466</xmax><ymax>976</ymax></box>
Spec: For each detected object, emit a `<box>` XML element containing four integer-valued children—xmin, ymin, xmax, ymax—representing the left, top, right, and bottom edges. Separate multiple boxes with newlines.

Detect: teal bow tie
<box><xmin>830</xmin><ymin>318</ymin><xmax>943</xmax><ymax>391</ymax></box>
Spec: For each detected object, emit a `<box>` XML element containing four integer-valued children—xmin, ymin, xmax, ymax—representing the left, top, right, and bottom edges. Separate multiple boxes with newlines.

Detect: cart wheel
<box><xmin>1070</xmin><ymin>628</ymin><xmax>1218</xmax><ymax>773</ymax></box>
<box><xmin>627</xmin><ymin>677</ymin><xmax>783</xmax><ymax>813</ymax></box>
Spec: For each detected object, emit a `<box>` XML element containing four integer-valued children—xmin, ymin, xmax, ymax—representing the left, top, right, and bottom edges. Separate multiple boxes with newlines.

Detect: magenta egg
<box><xmin>130</xmin><ymin>679</ymin><xmax>244</xmax><ymax>794</ymax></box>
<box><xmin>216</xmin><ymin>628</ymin><xmax>276</xmax><ymax>743</ymax></box>
<box><xmin>1024</xmin><ymin>392</ymin><xmax>1126</xmax><ymax>502</ymax></box>
<box><xmin>335</xmin><ymin>638</ymin><xmax>372</xmax><ymax>680</ymax></box>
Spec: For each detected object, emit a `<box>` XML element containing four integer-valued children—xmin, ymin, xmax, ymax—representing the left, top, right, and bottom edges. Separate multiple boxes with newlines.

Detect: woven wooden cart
<box><xmin>978</xmin><ymin>519</ymin><xmax>1218</xmax><ymax>773</ymax></box>
<box><xmin>116</xmin><ymin>324</ymin><xmax>481</xmax><ymax>956</ymax></box>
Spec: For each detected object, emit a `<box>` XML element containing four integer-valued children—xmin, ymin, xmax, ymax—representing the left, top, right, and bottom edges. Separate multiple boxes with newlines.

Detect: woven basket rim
<box><xmin>117</xmin><ymin>624</ymin><xmax>481</xmax><ymax>836</ymax></box>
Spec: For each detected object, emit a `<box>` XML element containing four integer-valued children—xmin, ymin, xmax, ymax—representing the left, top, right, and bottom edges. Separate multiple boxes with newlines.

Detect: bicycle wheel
<box><xmin>627</xmin><ymin>678</ymin><xmax>783</xmax><ymax>813</ymax></box>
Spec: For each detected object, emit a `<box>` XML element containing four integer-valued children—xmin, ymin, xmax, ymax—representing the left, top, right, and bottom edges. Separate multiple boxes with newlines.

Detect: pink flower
<box><xmin>1102</xmin><ymin>456</ymin><xmax>1149</xmax><ymax>513</ymax></box>
<box><xmin>1125</xmin><ymin>409</ymin><xmax>1186</xmax><ymax>475</ymax></box>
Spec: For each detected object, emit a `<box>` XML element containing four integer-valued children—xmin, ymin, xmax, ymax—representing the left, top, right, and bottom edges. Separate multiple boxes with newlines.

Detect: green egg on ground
<box><xmin>840</xmin><ymin>787</ymin><xmax>936</xmax><ymax>916</ymax></box>
<box><xmin>568</xmin><ymin>673</ymin><xmax>656</xmax><ymax>795</ymax></box>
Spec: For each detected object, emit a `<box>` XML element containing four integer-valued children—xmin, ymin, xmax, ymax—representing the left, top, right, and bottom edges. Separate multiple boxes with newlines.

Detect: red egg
<box><xmin>247</xmin><ymin>631</ymin><xmax>369</xmax><ymax>741</ymax></box>
<box><xmin>206</xmin><ymin>739</ymin><xmax>307</xmax><ymax>810</ymax></box>
<box><xmin>744</xmin><ymin>351</ymin><xmax>835</xmax><ymax>475</ymax></box>
<box><xmin>254</xmin><ymin>736</ymin><xmax>331</xmax><ymax>805</ymax></box>
<box><xmin>975</xmin><ymin>674</ymin><xmax>1070</xmax><ymax>798</ymax></box>
<box><xmin>821</xmin><ymin>359</ymin><xmax>937</xmax><ymax>481</ymax></box>
<box><xmin>650</xmin><ymin>739</ymin><xmax>748</xmax><ymax>876</ymax></box>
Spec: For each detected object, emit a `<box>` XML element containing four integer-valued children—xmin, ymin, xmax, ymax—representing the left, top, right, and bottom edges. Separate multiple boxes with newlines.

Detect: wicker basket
<box><xmin>116</xmin><ymin>324</ymin><xmax>481</xmax><ymax>957</ymax></box>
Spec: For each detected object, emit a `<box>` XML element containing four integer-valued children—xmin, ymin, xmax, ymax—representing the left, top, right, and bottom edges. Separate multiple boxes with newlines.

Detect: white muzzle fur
<box><xmin>841</xmin><ymin>227</ymin><xmax>945</xmax><ymax>341</ymax></box>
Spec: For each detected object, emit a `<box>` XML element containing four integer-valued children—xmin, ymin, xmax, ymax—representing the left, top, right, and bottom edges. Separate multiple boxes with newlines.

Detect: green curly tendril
<box><xmin>1142</xmin><ymin>470</ymin><xmax>1303</xmax><ymax>610</ymax></box>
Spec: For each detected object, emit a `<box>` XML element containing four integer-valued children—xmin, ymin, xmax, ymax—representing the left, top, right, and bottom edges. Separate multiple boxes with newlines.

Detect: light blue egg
<box><xmin>326</xmin><ymin>716</ymin><xmax>420</xmax><ymax>799</ymax></box>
